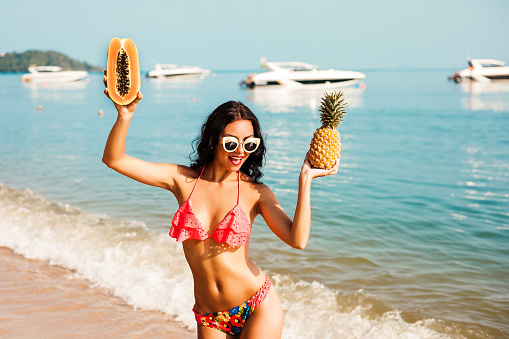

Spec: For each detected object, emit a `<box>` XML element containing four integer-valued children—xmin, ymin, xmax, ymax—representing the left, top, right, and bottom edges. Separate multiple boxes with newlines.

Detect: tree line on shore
<box><xmin>0</xmin><ymin>50</ymin><xmax>101</xmax><ymax>73</ymax></box>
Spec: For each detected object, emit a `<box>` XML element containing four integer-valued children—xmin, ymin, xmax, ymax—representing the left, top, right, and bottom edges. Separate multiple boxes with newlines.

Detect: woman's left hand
<box><xmin>103</xmin><ymin>70</ymin><xmax>143</xmax><ymax>118</ymax></box>
<box><xmin>300</xmin><ymin>153</ymin><xmax>340</xmax><ymax>179</ymax></box>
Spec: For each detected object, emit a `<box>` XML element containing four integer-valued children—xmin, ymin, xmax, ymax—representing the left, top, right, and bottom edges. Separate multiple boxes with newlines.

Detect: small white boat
<box><xmin>449</xmin><ymin>59</ymin><xmax>509</xmax><ymax>83</ymax></box>
<box><xmin>241</xmin><ymin>58</ymin><xmax>365</xmax><ymax>89</ymax></box>
<box><xmin>21</xmin><ymin>65</ymin><xmax>88</xmax><ymax>83</ymax></box>
<box><xmin>147</xmin><ymin>63</ymin><xmax>210</xmax><ymax>79</ymax></box>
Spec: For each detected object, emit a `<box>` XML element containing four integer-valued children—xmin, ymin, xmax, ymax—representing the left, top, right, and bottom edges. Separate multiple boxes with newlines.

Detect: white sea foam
<box><xmin>0</xmin><ymin>183</ymin><xmax>453</xmax><ymax>338</ymax></box>
<box><xmin>0</xmin><ymin>183</ymin><xmax>197</xmax><ymax>328</ymax></box>
<box><xmin>273</xmin><ymin>275</ymin><xmax>450</xmax><ymax>339</ymax></box>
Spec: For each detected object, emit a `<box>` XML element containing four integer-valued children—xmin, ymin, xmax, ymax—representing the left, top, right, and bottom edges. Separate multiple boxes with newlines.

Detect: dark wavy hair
<box><xmin>190</xmin><ymin>101</ymin><xmax>265</xmax><ymax>183</ymax></box>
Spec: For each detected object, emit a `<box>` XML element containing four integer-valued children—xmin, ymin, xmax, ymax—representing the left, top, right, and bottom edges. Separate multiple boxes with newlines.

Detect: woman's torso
<box><xmin>171</xmin><ymin>165</ymin><xmax>266</xmax><ymax>313</ymax></box>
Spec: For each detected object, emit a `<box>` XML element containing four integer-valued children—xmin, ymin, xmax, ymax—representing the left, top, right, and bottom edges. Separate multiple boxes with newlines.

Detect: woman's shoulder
<box><xmin>240</xmin><ymin>172</ymin><xmax>273</xmax><ymax>196</ymax></box>
<box><xmin>240</xmin><ymin>172</ymin><xmax>263</xmax><ymax>186</ymax></box>
<box><xmin>174</xmin><ymin>165</ymin><xmax>201</xmax><ymax>181</ymax></box>
<box><xmin>169</xmin><ymin>165</ymin><xmax>202</xmax><ymax>204</ymax></box>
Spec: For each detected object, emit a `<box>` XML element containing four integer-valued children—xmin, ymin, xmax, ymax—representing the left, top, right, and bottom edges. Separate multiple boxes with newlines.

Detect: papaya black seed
<box><xmin>115</xmin><ymin>48</ymin><xmax>131</xmax><ymax>97</ymax></box>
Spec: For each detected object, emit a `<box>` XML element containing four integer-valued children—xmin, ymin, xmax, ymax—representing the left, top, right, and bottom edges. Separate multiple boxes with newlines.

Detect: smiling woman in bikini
<box><xmin>102</xmin><ymin>76</ymin><xmax>339</xmax><ymax>338</ymax></box>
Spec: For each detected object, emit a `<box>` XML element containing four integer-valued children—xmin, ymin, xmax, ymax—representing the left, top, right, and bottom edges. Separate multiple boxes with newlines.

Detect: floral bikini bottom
<box><xmin>193</xmin><ymin>277</ymin><xmax>272</xmax><ymax>336</ymax></box>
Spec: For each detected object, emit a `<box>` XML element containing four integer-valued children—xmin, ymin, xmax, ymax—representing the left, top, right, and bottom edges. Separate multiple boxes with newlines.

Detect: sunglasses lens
<box><xmin>224</xmin><ymin>141</ymin><xmax>238</xmax><ymax>152</ymax></box>
<box><xmin>244</xmin><ymin>142</ymin><xmax>258</xmax><ymax>153</ymax></box>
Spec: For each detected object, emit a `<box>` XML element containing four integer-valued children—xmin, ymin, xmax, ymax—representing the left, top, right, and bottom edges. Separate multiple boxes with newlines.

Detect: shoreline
<box><xmin>0</xmin><ymin>246</ymin><xmax>194</xmax><ymax>339</ymax></box>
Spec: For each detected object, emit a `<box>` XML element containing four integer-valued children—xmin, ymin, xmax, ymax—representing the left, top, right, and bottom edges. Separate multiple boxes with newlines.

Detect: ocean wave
<box><xmin>0</xmin><ymin>183</ymin><xmax>477</xmax><ymax>338</ymax></box>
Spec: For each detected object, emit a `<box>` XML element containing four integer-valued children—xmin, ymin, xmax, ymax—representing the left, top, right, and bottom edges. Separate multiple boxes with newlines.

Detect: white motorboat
<box><xmin>147</xmin><ymin>63</ymin><xmax>210</xmax><ymax>79</ymax></box>
<box><xmin>241</xmin><ymin>58</ymin><xmax>365</xmax><ymax>89</ymax></box>
<box><xmin>449</xmin><ymin>59</ymin><xmax>509</xmax><ymax>83</ymax></box>
<box><xmin>20</xmin><ymin>65</ymin><xmax>88</xmax><ymax>83</ymax></box>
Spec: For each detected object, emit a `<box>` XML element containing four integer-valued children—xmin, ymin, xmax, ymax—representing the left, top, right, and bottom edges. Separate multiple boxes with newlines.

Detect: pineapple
<box><xmin>309</xmin><ymin>91</ymin><xmax>347</xmax><ymax>169</ymax></box>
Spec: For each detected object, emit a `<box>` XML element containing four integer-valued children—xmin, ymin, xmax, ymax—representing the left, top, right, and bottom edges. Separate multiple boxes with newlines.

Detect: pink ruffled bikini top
<box><xmin>169</xmin><ymin>166</ymin><xmax>251</xmax><ymax>247</ymax></box>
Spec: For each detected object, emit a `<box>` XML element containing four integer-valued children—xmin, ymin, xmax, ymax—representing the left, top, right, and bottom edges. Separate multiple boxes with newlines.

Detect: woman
<box><xmin>102</xmin><ymin>76</ymin><xmax>339</xmax><ymax>338</ymax></box>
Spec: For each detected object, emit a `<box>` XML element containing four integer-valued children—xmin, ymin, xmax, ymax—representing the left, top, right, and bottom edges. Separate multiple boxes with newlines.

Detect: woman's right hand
<box><xmin>300</xmin><ymin>152</ymin><xmax>340</xmax><ymax>180</ymax></box>
<box><xmin>103</xmin><ymin>70</ymin><xmax>143</xmax><ymax>119</ymax></box>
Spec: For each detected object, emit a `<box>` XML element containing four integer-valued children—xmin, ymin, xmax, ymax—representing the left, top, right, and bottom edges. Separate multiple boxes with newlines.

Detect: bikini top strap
<box><xmin>189</xmin><ymin>166</ymin><xmax>206</xmax><ymax>198</ymax></box>
<box><xmin>237</xmin><ymin>170</ymin><xmax>241</xmax><ymax>204</ymax></box>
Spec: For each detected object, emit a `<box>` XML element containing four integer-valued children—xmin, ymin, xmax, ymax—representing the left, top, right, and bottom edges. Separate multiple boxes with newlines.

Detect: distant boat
<box><xmin>241</xmin><ymin>58</ymin><xmax>365</xmax><ymax>89</ymax></box>
<box><xmin>20</xmin><ymin>65</ymin><xmax>88</xmax><ymax>83</ymax></box>
<box><xmin>449</xmin><ymin>59</ymin><xmax>509</xmax><ymax>83</ymax></box>
<box><xmin>146</xmin><ymin>63</ymin><xmax>210</xmax><ymax>79</ymax></box>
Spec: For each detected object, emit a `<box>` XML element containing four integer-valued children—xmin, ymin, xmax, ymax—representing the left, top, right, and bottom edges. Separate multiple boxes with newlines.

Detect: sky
<box><xmin>2</xmin><ymin>0</ymin><xmax>509</xmax><ymax>71</ymax></box>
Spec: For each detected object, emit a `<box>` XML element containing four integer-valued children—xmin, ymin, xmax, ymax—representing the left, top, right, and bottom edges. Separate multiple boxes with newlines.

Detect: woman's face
<box><xmin>215</xmin><ymin>119</ymin><xmax>255</xmax><ymax>171</ymax></box>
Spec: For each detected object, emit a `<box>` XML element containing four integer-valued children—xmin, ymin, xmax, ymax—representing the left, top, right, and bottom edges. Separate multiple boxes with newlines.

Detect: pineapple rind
<box><xmin>309</xmin><ymin>127</ymin><xmax>341</xmax><ymax>169</ymax></box>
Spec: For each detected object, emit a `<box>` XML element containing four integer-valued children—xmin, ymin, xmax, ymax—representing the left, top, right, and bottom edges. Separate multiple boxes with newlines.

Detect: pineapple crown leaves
<box><xmin>319</xmin><ymin>91</ymin><xmax>348</xmax><ymax>129</ymax></box>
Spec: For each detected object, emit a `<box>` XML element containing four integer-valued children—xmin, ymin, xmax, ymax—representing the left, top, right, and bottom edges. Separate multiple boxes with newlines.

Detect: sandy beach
<box><xmin>0</xmin><ymin>247</ymin><xmax>194</xmax><ymax>339</ymax></box>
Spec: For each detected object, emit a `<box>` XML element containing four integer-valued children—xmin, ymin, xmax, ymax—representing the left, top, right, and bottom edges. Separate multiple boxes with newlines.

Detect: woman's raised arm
<box><xmin>102</xmin><ymin>72</ymin><xmax>177</xmax><ymax>191</ymax></box>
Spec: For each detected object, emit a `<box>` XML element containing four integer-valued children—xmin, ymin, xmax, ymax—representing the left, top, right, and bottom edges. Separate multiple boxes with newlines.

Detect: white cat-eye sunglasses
<box><xmin>221</xmin><ymin>136</ymin><xmax>260</xmax><ymax>153</ymax></box>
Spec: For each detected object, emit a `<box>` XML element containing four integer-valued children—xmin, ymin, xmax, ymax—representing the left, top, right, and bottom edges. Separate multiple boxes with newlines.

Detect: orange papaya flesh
<box><xmin>106</xmin><ymin>37</ymin><xmax>140</xmax><ymax>105</ymax></box>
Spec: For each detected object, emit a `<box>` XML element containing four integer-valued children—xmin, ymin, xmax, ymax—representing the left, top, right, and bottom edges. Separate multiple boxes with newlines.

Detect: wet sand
<box><xmin>0</xmin><ymin>247</ymin><xmax>194</xmax><ymax>339</ymax></box>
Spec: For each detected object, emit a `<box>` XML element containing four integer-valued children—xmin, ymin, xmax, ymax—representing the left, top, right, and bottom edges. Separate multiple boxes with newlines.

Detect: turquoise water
<box><xmin>1</xmin><ymin>71</ymin><xmax>508</xmax><ymax>338</ymax></box>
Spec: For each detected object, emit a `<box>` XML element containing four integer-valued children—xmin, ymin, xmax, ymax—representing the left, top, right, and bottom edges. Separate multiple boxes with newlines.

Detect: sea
<box><xmin>0</xmin><ymin>69</ymin><xmax>508</xmax><ymax>338</ymax></box>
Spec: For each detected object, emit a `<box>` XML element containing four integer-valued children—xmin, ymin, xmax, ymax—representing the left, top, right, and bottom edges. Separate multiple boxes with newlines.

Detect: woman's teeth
<box><xmin>229</xmin><ymin>156</ymin><xmax>242</xmax><ymax>165</ymax></box>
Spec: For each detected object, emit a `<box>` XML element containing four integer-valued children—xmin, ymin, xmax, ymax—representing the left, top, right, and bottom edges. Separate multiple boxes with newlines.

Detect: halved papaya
<box><xmin>106</xmin><ymin>37</ymin><xmax>140</xmax><ymax>105</ymax></box>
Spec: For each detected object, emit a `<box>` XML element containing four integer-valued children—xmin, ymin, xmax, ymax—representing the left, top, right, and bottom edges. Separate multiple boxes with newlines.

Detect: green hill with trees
<box><xmin>0</xmin><ymin>50</ymin><xmax>102</xmax><ymax>73</ymax></box>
